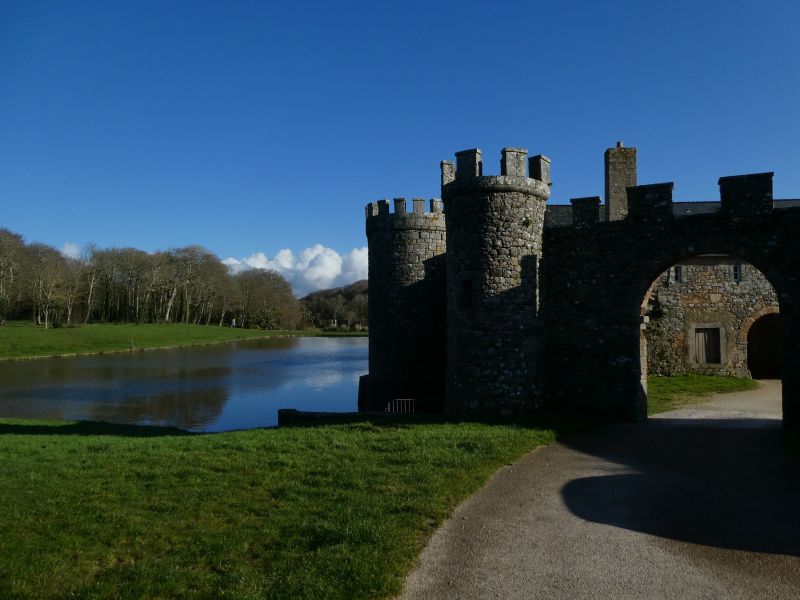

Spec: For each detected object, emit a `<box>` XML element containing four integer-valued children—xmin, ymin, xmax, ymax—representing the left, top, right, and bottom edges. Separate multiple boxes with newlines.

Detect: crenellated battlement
<box><xmin>441</xmin><ymin>147</ymin><xmax>552</xmax><ymax>200</ymax></box>
<box><xmin>720</xmin><ymin>172</ymin><xmax>773</xmax><ymax>218</ymax></box>
<box><xmin>627</xmin><ymin>182</ymin><xmax>674</xmax><ymax>224</ymax></box>
<box><xmin>558</xmin><ymin>172</ymin><xmax>778</xmax><ymax>230</ymax></box>
<box><xmin>570</xmin><ymin>196</ymin><xmax>601</xmax><ymax>228</ymax></box>
<box><xmin>365</xmin><ymin>197</ymin><xmax>445</xmax><ymax>236</ymax></box>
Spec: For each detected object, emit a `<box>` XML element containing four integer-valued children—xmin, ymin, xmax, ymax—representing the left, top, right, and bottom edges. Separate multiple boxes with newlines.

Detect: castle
<box><xmin>358</xmin><ymin>144</ymin><xmax>800</xmax><ymax>425</ymax></box>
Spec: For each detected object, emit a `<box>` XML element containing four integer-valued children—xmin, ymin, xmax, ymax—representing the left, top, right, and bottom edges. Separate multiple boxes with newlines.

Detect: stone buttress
<box><xmin>358</xmin><ymin>197</ymin><xmax>446</xmax><ymax>412</ymax></box>
<box><xmin>441</xmin><ymin>148</ymin><xmax>551</xmax><ymax>416</ymax></box>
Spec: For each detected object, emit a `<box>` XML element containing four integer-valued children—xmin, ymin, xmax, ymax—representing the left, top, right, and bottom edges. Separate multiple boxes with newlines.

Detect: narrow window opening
<box><xmin>673</xmin><ymin>265</ymin><xmax>685</xmax><ymax>283</ymax></box>
<box><xmin>695</xmin><ymin>327</ymin><xmax>721</xmax><ymax>363</ymax></box>
<box><xmin>733</xmin><ymin>263</ymin><xmax>742</xmax><ymax>282</ymax></box>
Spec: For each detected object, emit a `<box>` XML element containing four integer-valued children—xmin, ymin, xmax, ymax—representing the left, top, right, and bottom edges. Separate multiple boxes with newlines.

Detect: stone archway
<box><xmin>542</xmin><ymin>173</ymin><xmax>800</xmax><ymax>426</ymax></box>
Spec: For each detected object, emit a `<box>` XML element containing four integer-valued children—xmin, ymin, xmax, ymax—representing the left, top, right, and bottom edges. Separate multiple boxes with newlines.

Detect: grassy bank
<box><xmin>647</xmin><ymin>374</ymin><xmax>759</xmax><ymax>415</ymax></box>
<box><xmin>0</xmin><ymin>322</ymin><xmax>365</xmax><ymax>360</ymax></box>
<box><xmin>0</xmin><ymin>417</ymin><xmax>557</xmax><ymax>599</ymax></box>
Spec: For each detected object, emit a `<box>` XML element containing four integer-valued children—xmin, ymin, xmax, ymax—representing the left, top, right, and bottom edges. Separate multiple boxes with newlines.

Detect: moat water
<box><xmin>0</xmin><ymin>337</ymin><xmax>368</xmax><ymax>432</ymax></box>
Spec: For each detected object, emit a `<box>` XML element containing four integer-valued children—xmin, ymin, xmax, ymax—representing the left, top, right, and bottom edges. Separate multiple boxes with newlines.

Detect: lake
<box><xmin>0</xmin><ymin>337</ymin><xmax>368</xmax><ymax>431</ymax></box>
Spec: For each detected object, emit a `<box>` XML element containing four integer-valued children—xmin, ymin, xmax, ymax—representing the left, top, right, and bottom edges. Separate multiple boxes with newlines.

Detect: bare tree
<box><xmin>0</xmin><ymin>227</ymin><xmax>305</xmax><ymax>330</ymax></box>
<box><xmin>27</xmin><ymin>243</ymin><xmax>66</xmax><ymax>329</ymax></box>
<box><xmin>0</xmin><ymin>229</ymin><xmax>24</xmax><ymax>325</ymax></box>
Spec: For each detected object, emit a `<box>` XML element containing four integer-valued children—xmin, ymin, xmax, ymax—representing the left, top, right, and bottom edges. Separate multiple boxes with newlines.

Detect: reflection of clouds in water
<box><xmin>304</xmin><ymin>370</ymin><xmax>343</xmax><ymax>389</ymax></box>
<box><xmin>91</xmin><ymin>387</ymin><xmax>229</xmax><ymax>431</ymax></box>
<box><xmin>298</xmin><ymin>336</ymin><xmax>368</xmax><ymax>354</ymax></box>
<box><xmin>0</xmin><ymin>337</ymin><xmax>368</xmax><ymax>431</ymax></box>
<box><xmin>300</xmin><ymin>337</ymin><xmax>343</xmax><ymax>352</ymax></box>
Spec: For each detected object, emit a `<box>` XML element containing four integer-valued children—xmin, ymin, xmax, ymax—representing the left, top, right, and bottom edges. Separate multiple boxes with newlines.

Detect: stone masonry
<box><xmin>644</xmin><ymin>257</ymin><xmax>778</xmax><ymax>377</ymax></box>
<box><xmin>359</xmin><ymin>144</ymin><xmax>800</xmax><ymax>426</ymax></box>
<box><xmin>359</xmin><ymin>198</ymin><xmax>446</xmax><ymax>412</ymax></box>
<box><xmin>442</xmin><ymin>149</ymin><xmax>550</xmax><ymax>417</ymax></box>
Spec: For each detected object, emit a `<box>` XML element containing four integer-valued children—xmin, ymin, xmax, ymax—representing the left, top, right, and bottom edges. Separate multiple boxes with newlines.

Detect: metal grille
<box><xmin>385</xmin><ymin>399</ymin><xmax>415</xmax><ymax>414</ymax></box>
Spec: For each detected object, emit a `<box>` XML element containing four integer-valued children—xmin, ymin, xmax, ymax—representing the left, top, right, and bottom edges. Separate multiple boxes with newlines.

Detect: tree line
<box><xmin>301</xmin><ymin>280</ymin><xmax>368</xmax><ymax>331</ymax></box>
<box><xmin>0</xmin><ymin>228</ymin><xmax>304</xmax><ymax>329</ymax></box>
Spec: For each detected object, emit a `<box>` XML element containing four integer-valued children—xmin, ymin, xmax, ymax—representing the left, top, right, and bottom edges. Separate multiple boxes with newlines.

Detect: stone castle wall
<box><xmin>442</xmin><ymin>148</ymin><xmax>550</xmax><ymax>416</ymax></box>
<box><xmin>360</xmin><ymin>144</ymin><xmax>800</xmax><ymax>426</ymax></box>
<box><xmin>360</xmin><ymin>198</ymin><xmax>446</xmax><ymax>411</ymax></box>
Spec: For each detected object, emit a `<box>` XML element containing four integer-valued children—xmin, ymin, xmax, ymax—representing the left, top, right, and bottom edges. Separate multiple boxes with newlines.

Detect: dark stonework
<box><xmin>362</xmin><ymin>144</ymin><xmax>800</xmax><ymax>427</ymax></box>
<box><xmin>570</xmin><ymin>196</ymin><xmax>601</xmax><ymax>229</ymax></box>
<box><xmin>543</xmin><ymin>173</ymin><xmax>800</xmax><ymax>425</ymax></box>
<box><xmin>442</xmin><ymin>148</ymin><xmax>550</xmax><ymax>417</ymax></box>
<box><xmin>359</xmin><ymin>198</ymin><xmax>446</xmax><ymax>412</ymax></box>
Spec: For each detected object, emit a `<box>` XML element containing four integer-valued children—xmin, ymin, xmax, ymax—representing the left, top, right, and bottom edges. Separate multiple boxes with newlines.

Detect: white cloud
<box><xmin>223</xmin><ymin>244</ymin><xmax>368</xmax><ymax>296</ymax></box>
<box><xmin>60</xmin><ymin>242</ymin><xmax>82</xmax><ymax>260</ymax></box>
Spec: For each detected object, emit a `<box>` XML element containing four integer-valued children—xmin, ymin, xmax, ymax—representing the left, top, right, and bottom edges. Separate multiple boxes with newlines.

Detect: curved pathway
<box><xmin>399</xmin><ymin>381</ymin><xmax>800</xmax><ymax>599</ymax></box>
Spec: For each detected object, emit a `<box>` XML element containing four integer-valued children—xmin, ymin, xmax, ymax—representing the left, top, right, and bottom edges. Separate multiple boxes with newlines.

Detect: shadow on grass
<box><xmin>277</xmin><ymin>407</ymin><xmax>608</xmax><ymax>441</ymax></box>
<box><xmin>0</xmin><ymin>419</ymin><xmax>192</xmax><ymax>437</ymax></box>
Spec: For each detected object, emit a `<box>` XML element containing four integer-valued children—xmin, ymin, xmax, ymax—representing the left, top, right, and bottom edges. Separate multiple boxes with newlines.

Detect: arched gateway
<box><xmin>544</xmin><ymin>174</ymin><xmax>799</xmax><ymax>424</ymax></box>
<box><xmin>360</xmin><ymin>147</ymin><xmax>800</xmax><ymax>427</ymax></box>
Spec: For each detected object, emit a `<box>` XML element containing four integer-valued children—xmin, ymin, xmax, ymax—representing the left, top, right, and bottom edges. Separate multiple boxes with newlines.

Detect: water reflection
<box><xmin>89</xmin><ymin>387</ymin><xmax>231</xmax><ymax>430</ymax></box>
<box><xmin>0</xmin><ymin>337</ymin><xmax>367</xmax><ymax>431</ymax></box>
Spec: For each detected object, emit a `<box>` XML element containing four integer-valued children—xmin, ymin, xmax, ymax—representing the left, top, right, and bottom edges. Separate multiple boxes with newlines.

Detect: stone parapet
<box><xmin>570</xmin><ymin>196</ymin><xmax>601</xmax><ymax>228</ymax></box>
<box><xmin>626</xmin><ymin>182</ymin><xmax>674</xmax><ymax>224</ymax></box>
<box><xmin>720</xmin><ymin>172</ymin><xmax>774</xmax><ymax>218</ymax></box>
<box><xmin>365</xmin><ymin>198</ymin><xmax>445</xmax><ymax>236</ymax></box>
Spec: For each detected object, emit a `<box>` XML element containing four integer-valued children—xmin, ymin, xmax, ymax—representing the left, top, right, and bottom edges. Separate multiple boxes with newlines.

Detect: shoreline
<box><xmin>0</xmin><ymin>329</ymin><xmax>367</xmax><ymax>362</ymax></box>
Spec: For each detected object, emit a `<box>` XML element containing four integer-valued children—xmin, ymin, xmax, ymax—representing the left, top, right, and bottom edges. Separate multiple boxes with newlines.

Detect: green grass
<box><xmin>647</xmin><ymin>374</ymin><xmax>759</xmax><ymax>415</ymax></box>
<box><xmin>0</xmin><ymin>417</ymin><xmax>558</xmax><ymax>599</ymax></box>
<box><xmin>0</xmin><ymin>322</ymin><xmax>364</xmax><ymax>360</ymax></box>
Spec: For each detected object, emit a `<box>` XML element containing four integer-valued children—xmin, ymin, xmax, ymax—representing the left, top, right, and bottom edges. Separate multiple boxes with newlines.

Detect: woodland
<box><xmin>0</xmin><ymin>228</ymin><xmax>367</xmax><ymax>331</ymax></box>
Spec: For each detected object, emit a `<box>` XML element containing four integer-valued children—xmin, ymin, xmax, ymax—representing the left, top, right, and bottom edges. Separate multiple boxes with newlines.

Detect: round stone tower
<box><xmin>359</xmin><ymin>197</ymin><xmax>447</xmax><ymax>412</ymax></box>
<box><xmin>441</xmin><ymin>147</ymin><xmax>551</xmax><ymax>416</ymax></box>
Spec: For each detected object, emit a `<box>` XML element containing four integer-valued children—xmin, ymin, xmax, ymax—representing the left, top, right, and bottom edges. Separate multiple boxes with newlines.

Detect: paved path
<box><xmin>399</xmin><ymin>381</ymin><xmax>800</xmax><ymax>599</ymax></box>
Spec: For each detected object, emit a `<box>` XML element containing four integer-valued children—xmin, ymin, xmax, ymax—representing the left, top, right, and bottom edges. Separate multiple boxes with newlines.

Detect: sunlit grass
<box><xmin>0</xmin><ymin>322</ymin><xmax>363</xmax><ymax>360</ymax></box>
<box><xmin>647</xmin><ymin>374</ymin><xmax>758</xmax><ymax>415</ymax></box>
<box><xmin>0</xmin><ymin>417</ymin><xmax>557</xmax><ymax>599</ymax></box>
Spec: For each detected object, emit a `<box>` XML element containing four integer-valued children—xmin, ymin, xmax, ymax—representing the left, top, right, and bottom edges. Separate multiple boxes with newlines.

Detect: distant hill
<box><xmin>301</xmin><ymin>280</ymin><xmax>368</xmax><ymax>330</ymax></box>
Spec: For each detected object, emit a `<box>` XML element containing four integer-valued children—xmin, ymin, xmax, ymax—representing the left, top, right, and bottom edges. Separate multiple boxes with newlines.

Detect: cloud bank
<box><xmin>60</xmin><ymin>242</ymin><xmax>82</xmax><ymax>260</ymax></box>
<box><xmin>223</xmin><ymin>244</ymin><xmax>368</xmax><ymax>297</ymax></box>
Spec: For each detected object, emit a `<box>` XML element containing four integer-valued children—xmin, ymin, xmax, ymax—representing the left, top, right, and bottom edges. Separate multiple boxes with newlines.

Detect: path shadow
<box><xmin>0</xmin><ymin>420</ymin><xmax>192</xmax><ymax>437</ymax></box>
<box><xmin>560</xmin><ymin>418</ymin><xmax>800</xmax><ymax>556</ymax></box>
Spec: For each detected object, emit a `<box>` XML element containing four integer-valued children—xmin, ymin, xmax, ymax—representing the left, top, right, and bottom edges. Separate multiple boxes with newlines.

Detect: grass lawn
<box><xmin>647</xmin><ymin>374</ymin><xmax>759</xmax><ymax>415</ymax></box>
<box><xmin>0</xmin><ymin>417</ymin><xmax>559</xmax><ymax>599</ymax></box>
<box><xmin>0</xmin><ymin>371</ymin><xmax>766</xmax><ymax>598</ymax></box>
<box><xmin>0</xmin><ymin>322</ymin><xmax>364</xmax><ymax>360</ymax></box>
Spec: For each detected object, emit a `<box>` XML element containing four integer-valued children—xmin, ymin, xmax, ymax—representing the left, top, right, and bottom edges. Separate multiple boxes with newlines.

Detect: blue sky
<box><xmin>1</xmin><ymin>1</ymin><xmax>798</xmax><ymax>292</ymax></box>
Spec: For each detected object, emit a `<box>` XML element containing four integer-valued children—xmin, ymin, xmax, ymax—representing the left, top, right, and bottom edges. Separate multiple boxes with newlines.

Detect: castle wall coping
<box><xmin>718</xmin><ymin>172</ymin><xmax>774</xmax><ymax>183</ymax></box>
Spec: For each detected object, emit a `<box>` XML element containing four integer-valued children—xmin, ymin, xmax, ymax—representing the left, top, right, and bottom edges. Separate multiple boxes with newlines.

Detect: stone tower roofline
<box><xmin>364</xmin><ymin>197</ymin><xmax>445</xmax><ymax>236</ymax></box>
<box><xmin>441</xmin><ymin>147</ymin><xmax>551</xmax><ymax>200</ymax></box>
<box><xmin>365</xmin><ymin>197</ymin><xmax>443</xmax><ymax>218</ymax></box>
<box><xmin>562</xmin><ymin>172</ymin><xmax>776</xmax><ymax>228</ymax></box>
